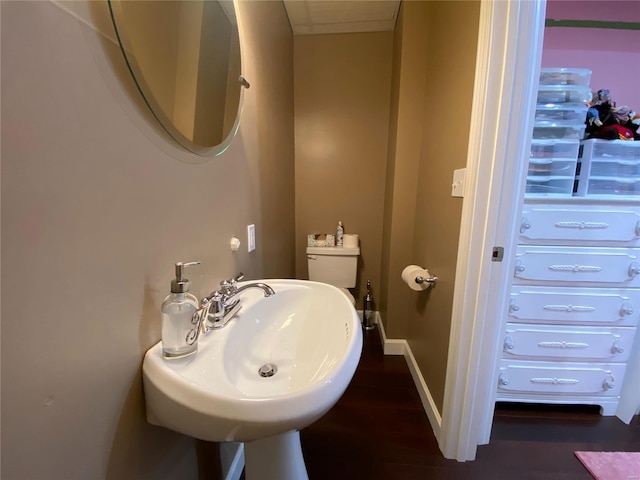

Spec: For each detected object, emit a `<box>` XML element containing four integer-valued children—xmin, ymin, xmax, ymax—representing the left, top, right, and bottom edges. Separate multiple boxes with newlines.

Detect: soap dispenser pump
<box><xmin>162</xmin><ymin>261</ymin><xmax>201</xmax><ymax>359</ymax></box>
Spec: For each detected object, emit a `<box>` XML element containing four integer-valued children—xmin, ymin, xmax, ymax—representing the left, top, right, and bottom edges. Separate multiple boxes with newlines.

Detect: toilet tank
<box><xmin>306</xmin><ymin>246</ymin><xmax>360</xmax><ymax>288</ymax></box>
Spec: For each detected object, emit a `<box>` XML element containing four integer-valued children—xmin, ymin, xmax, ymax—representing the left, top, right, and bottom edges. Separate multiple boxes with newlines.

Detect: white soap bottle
<box><xmin>337</xmin><ymin>221</ymin><xmax>344</xmax><ymax>247</ymax></box>
<box><xmin>162</xmin><ymin>261</ymin><xmax>201</xmax><ymax>359</ymax></box>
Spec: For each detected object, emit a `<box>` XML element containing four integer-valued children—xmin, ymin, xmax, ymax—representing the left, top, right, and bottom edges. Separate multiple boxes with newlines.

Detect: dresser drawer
<box><xmin>497</xmin><ymin>360</ymin><xmax>625</xmax><ymax>396</ymax></box>
<box><xmin>509</xmin><ymin>287</ymin><xmax>638</xmax><ymax>326</ymax></box>
<box><xmin>502</xmin><ymin>324</ymin><xmax>635</xmax><ymax>362</ymax></box>
<box><xmin>520</xmin><ymin>204</ymin><xmax>640</xmax><ymax>246</ymax></box>
<box><xmin>514</xmin><ymin>246</ymin><xmax>640</xmax><ymax>287</ymax></box>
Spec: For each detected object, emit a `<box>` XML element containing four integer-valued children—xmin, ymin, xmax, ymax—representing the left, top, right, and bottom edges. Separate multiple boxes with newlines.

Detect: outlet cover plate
<box><xmin>247</xmin><ymin>224</ymin><xmax>256</xmax><ymax>252</ymax></box>
<box><xmin>452</xmin><ymin>168</ymin><xmax>466</xmax><ymax>197</ymax></box>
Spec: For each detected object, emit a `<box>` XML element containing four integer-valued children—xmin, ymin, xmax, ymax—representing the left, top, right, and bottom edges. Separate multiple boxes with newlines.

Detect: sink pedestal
<box><xmin>244</xmin><ymin>430</ymin><xmax>309</xmax><ymax>480</ymax></box>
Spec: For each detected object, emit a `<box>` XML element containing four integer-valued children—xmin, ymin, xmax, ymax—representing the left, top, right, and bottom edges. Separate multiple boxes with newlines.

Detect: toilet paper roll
<box><xmin>343</xmin><ymin>234</ymin><xmax>359</xmax><ymax>249</ymax></box>
<box><xmin>401</xmin><ymin>265</ymin><xmax>431</xmax><ymax>291</ymax></box>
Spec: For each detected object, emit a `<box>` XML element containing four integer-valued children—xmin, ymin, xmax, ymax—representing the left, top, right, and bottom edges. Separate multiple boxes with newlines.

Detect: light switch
<box><xmin>452</xmin><ymin>168</ymin><xmax>466</xmax><ymax>197</ymax></box>
<box><xmin>247</xmin><ymin>224</ymin><xmax>256</xmax><ymax>252</ymax></box>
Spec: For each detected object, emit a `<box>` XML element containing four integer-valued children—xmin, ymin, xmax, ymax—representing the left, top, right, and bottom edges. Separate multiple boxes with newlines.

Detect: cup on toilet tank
<box><xmin>342</xmin><ymin>234</ymin><xmax>359</xmax><ymax>249</ymax></box>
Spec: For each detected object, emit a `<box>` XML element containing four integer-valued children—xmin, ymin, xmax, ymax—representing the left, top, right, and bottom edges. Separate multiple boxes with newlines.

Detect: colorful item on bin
<box><xmin>307</xmin><ymin>234</ymin><xmax>335</xmax><ymax>247</ymax></box>
<box><xmin>584</xmin><ymin>88</ymin><xmax>640</xmax><ymax>140</ymax></box>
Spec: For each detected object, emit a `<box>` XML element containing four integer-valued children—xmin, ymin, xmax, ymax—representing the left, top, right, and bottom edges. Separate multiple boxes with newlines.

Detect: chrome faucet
<box><xmin>195</xmin><ymin>273</ymin><xmax>275</xmax><ymax>332</ymax></box>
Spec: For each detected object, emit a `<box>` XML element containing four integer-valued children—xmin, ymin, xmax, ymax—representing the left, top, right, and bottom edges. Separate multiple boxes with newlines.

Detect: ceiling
<box><xmin>282</xmin><ymin>0</ymin><xmax>401</xmax><ymax>35</ymax></box>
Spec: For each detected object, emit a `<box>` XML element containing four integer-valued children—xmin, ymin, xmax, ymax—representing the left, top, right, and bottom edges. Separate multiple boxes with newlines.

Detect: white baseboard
<box><xmin>373</xmin><ymin>312</ymin><xmax>406</xmax><ymax>355</ymax></box>
<box><xmin>374</xmin><ymin>313</ymin><xmax>442</xmax><ymax>438</ymax></box>
<box><xmin>225</xmin><ymin>443</ymin><xmax>244</xmax><ymax>480</ymax></box>
<box><xmin>358</xmin><ymin>310</ymin><xmax>404</xmax><ymax>354</ymax></box>
<box><xmin>403</xmin><ymin>344</ymin><xmax>442</xmax><ymax>438</ymax></box>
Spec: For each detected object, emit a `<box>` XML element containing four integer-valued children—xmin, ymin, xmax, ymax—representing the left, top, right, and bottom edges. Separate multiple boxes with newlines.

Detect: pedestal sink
<box><xmin>142</xmin><ymin>279</ymin><xmax>363</xmax><ymax>480</ymax></box>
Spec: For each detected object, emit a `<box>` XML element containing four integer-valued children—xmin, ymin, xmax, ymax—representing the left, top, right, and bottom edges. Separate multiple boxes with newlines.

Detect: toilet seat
<box><xmin>339</xmin><ymin>288</ymin><xmax>355</xmax><ymax>305</ymax></box>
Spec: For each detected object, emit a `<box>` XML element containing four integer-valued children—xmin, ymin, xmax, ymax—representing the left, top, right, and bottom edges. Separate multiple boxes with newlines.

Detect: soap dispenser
<box><xmin>162</xmin><ymin>261</ymin><xmax>201</xmax><ymax>359</ymax></box>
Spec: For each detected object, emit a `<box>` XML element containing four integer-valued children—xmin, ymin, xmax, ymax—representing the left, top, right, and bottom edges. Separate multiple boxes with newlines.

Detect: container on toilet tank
<box><xmin>306</xmin><ymin>246</ymin><xmax>360</xmax><ymax>304</ymax></box>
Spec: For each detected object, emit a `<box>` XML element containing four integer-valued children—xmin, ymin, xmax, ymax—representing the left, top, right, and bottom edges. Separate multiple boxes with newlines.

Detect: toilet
<box><xmin>306</xmin><ymin>245</ymin><xmax>360</xmax><ymax>305</ymax></box>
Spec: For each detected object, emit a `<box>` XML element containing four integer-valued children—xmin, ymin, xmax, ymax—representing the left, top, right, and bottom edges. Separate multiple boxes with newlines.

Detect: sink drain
<box><xmin>258</xmin><ymin>363</ymin><xmax>277</xmax><ymax>378</ymax></box>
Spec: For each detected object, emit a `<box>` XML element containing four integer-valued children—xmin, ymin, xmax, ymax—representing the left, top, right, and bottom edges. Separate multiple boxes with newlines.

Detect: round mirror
<box><xmin>108</xmin><ymin>0</ymin><xmax>246</xmax><ymax>157</ymax></box>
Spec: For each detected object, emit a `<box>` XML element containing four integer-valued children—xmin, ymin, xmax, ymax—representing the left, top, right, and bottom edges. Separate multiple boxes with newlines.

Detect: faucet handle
<box><xmin>220</xmin><ymin>272</ymin><xmax>245</xmax><ymax>294</ymax></box>
<box><xmin>232</xmin><ymin>272</ymin><xmax>245</xmax><ymax>283</ymax></box>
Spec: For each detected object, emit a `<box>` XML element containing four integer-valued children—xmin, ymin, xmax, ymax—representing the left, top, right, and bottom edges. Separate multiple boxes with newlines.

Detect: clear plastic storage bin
<box><xmin>575</xmin><ymin>140</ymin><xmax>640</xmax><ymax>197</ymax></box>
<box><xmin>525</xmin><ymin>177</ymin><xmax>575</xmax><ymax>196</ymax></box>
<box><xmin>584</xmin><ymin>178</ymin><xmax>640</xmax><ymax>196</ymax></box>
<box><xmin>537</xmin><ymin>85</ymin><xmax>592</xmax><ymax>105</ymax></box>
<box><xmin>539</xmin><ymin>68</ymin><xmax>592</xmax><ymax>86</ymax></box>
<box><xmin>527</xmin><ymin>159</ymin><xmax>577</xmax><ymax>177</ymax></box>
<box><xmin>582</xmin><ymin>138</ymin><xmax>640</xmax><ymax>160</ymax></box>
<box><xmin>589</xmin><ymin>159</ymin><xmax>640</xmax><ymax>177</ymax></box>
<box><xmin>532</xmin><ymin>121</ymin><xmax>585</xmax><ymax>140</ymax></box>
<box><xmin>530</xmin><ymin>139</ymin><xmax>580</xmax><ymax>160</ymax></box>
<box><xmin>535</xmin><ymin>104</ymin><xmax>588</xmax><ymax>123</ymax></box>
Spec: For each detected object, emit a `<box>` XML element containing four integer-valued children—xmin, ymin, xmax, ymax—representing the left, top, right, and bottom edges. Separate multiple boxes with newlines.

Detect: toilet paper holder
<box><xmin>415</xmin><ymin>274</ymin><xmax>438</xmax><ymax>287</ymax></box>
<box><xmin>401</xmin><ymin>265</ymin><xmax>438</xmax><ymax>291</ymax></box>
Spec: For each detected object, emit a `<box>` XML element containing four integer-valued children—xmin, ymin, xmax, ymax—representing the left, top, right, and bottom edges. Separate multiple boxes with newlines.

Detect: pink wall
<box><xmin>541</xmin><ymin>0</ymin><xmax>640</xmax><ymax>110</ymax></box>
<box><xmin>546</xmin><ymin>0</ymin><xmax>640</xmax><ymax>23</ymax></box>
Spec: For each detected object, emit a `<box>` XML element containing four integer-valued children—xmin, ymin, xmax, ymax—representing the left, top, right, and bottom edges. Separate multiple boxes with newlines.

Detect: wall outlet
<box><xmin>247</xmin><ymin>224</ymin><xmax>256</xmax><ymax>252</ymax></box>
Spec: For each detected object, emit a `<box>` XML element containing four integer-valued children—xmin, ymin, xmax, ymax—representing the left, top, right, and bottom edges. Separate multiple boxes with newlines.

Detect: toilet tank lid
<box><xmin>306</xmin><ymin>246</ymin><xmax>360</xmax><ymax>256</ymax></box>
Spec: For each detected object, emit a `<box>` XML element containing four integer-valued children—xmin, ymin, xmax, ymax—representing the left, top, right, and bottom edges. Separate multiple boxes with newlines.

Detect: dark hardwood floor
<box><xmin>297</xmin><ymin>326</ymin><xmax>640</xmax><ymax>479</ymax></box>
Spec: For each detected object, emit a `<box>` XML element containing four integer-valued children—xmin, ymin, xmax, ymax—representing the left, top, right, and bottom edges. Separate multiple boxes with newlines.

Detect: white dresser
<box><xmin>496</xmin><ymin>153</ymin><xmax>640</xmax><ymax>415</ymax></box>
<box><xmin>496</xmin><ymin>68</ymin><xmax>640</xmax><ymax>414</ymax></box>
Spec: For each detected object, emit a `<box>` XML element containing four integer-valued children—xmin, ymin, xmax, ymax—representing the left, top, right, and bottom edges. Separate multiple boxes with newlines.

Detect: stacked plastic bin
<box><xmin>526</xmin><ymin>68</ymin><xmax>592</xmax><ymax>196</ymax></box>
<box><xmin>575</xmin><ymin>139</ymin><xmax>640</xmax><ymax>197</ymax></box>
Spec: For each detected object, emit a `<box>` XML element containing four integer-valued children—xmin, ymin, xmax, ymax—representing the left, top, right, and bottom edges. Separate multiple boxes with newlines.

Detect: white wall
<box><xmin>0</xmin><ymin>1</ymin><xmax>294</xmax><ymax>478</ymax></box>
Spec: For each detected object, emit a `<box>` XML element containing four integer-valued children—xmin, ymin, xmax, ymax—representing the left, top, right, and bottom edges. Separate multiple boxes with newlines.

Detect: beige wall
<box><xmin>0</xmin><ymin>1</ymin><xmax>294</xmax><ymax>479</ymax></box>
<box><xmin>193</xmin><ymin>0</ymin><xmax>232</xmax><ymax>146</ymax></box>
<box><xmin>117</xmin><ymin>1</ymin><xmax>181</xmax><ymax>123</ymax></box>
<box><xmin>382</xmin><ymin>1</ymin><xmax>480</xmax><ymax>411</ymax></box>
<box><xmin>292</xmin><ymin>1</ymin><xmax>480</xmax><ymax>413</ymax></box>
<box><xmin>293</xmin><ymin>32</ymin><xmax>393</xmax><ymax>307</ymax></box>
<box><xmin>402</xmin><ymin>1</ymin><xmax>480</xmax><ymax>411</ymax></box>
<box><xmin>380</xmin><ymin>1</ymin><xmax>429</xmax><ymax>337</ymax></box>
<box><xmin>2</xmin><ymin>0</ymin><xmax>483</xmax><ymax>476</ymax></box>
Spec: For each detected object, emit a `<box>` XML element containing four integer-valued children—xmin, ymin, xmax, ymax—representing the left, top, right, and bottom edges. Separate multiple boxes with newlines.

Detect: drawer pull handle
<box><xmin>611</xmin><ymin>342</ymin><xmax>624</xmax><ymax>354</ymax></box>
<box><xmin>543</xmin><ymin>304</ymin><xmax>595</xmax><ymax>313</ymax></box>
<box><xmin>509</xmin><ymin>299</ymin><xmax>519</xmax><ymax>313</ymax></box>
<box><xmin>548</xmin><ymin>264</ymin><xmax>602</xmax><ymax>273</ymax></box>
<box><xmin>621</xmin><ymin>302</ymin><xmax>634</xmax><ymax>316</ymax></box>
<box><xmin>603</xmin><ymin>375</ymin><xmax>615</xmax><ymax>391</ymax></box>
<box><xmin>530</xmin><ymin>377</ymin><xmax>579</xmax><ymax>385</ymax></box>
<box><xmin>538</xmin><ymin>341</ymin><xmax>589</xmax><ymax>349</ymax></box>
<box><xmin>554</xmin><ymin>221</ymin><xmax>609</xmax><ymax>230</ymax></box>
<box><xmin>504</xmin><ymin>336</ymin><xmax>514</xmax><ymax>350</ymax></box>
<box><xmin>520</xmin><ymin>217</ymin><xmax>531</xmax><ymax>233</ymax></box>
<box><xmin>498</xmin><ymin>373</ymin><xmax>509</xmax><ymax>387</ymax></box>
<box><xmin>629</xmin><ymin>262</ymin><xmax>640</xmax><ymax>278</ymax></box>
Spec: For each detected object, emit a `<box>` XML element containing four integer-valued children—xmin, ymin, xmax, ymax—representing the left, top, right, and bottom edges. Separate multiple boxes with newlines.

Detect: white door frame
<box><xmin>438</xmin><ymin>0</ymin><xmax>547</xmax><ymax>461</ymax></box>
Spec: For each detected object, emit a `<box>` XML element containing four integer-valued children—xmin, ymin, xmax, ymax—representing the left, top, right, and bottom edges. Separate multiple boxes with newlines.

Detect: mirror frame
<box><xmin>106</xmin><ymin>0</ymin><xmax>247</xmax><ymax>157</ymax></box>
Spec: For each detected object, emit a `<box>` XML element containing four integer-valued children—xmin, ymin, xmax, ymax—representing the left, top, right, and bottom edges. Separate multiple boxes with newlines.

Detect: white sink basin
<box><xmin>143</xmin><ymin>279</ymin><xmax>363</xmax><ymax>479</ymax></box>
